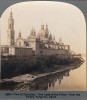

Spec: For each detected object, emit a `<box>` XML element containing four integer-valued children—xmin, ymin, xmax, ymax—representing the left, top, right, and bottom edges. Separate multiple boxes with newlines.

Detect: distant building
<box><xmin>1</xmin><ymin>10</ymin><xmax>70</xmax><ymax>56</ymax></box>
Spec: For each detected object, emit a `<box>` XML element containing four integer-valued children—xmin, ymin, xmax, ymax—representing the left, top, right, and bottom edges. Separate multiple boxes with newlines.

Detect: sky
<box><xmin>0</xmin><ymin>1</ymin><xmax>86</xmax><ymax>54</ymax></box>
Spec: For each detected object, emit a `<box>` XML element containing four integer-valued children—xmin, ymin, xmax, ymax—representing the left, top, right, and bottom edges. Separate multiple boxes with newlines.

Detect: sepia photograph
<box><xmin>0</xmin><ymin>1</ymin><xmax>86</xmax><ymax>91</ymax></box>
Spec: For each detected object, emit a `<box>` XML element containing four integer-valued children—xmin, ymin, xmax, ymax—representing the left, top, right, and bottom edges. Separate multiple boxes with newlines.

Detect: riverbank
<box><xmin>1</xmin><ymin>63</ymin><xmax>82</xmax><ymax>82</ymax></box>
<box><xmin>1</xmin><ymin>54</ymin><xmax>84</xmax><ymax>79</ymax></box>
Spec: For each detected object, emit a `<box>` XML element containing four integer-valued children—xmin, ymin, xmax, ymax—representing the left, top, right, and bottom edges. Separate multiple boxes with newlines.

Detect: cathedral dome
<box><xmin>38</xmin><ymin>29</ymin><xmax>46</xmax><ymax>36</ymax></box>
<box><xmin>16</xmin><ymin>32</ymin><xmax>23</xmax><ymax>40</ymax></box>
<box><xmin>37</xmin><ymin>24</ymin><xmax>46</xmax><ymax>38</ymax></box>
<box><xmin>59</xmin><ymin>38</ymin><xmax>64</xmax><ymax>45</ymax></box>
<box><xmin>37</xmin><ymin>24</ymin><xmax>49</xmax><ymax>40</ymax></box>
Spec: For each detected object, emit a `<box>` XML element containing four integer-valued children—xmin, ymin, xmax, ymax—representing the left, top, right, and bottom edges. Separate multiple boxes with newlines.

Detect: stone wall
<box><xmin>39</xmin><ymin>48</ymin><xmax>69</xmax><ymax>55</ymax></box>
<box><xmin>1</xmin><ymin>46</ymin><xmax>34</xmax><ymax>56</ymax></box>
<box><xmin>15</xmin><ymin>47</ymin><xmax>33</xmax><ymax>56</ymax></box>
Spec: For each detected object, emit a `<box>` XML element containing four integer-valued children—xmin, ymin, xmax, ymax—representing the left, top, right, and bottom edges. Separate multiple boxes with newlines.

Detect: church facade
<box><xmin>1</xmin><ymin>10</ymin><xmax>70</xmax><ymax>56</ymax></box>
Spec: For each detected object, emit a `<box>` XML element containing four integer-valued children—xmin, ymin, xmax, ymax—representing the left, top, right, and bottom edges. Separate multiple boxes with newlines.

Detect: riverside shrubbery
<box><xmin>1</xmin><ymin>55</ymin><xmax>82</xmax><ymax>79</ymax></box>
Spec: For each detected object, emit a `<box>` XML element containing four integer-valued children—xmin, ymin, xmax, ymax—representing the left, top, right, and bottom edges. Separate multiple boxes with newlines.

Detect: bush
<box><xmin>1</xmin><ymin>55</ymin><xmax>82</xmax><ymax>79</ymax></box>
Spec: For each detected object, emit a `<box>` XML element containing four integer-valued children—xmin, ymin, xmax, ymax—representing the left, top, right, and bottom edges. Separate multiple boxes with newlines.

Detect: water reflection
<box><xmin>29</xmin><ymin>63</ymin><xmax>82</xmax><ymax>91</ymax></box>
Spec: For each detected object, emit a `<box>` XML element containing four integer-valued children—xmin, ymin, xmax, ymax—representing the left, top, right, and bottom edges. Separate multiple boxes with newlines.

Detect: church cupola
<box><xmin>18</xmin><ymin>32</ymin><xmax>22</xmax><ymax>38</ymax></box>
<box><xmin>49</xmin><ymin>33</ymin><xmax>52</xmax><ymax>40</ymax></box>
<box><xmin>52</xmin><ymin>36</ymin><xmax>56</xmax><ymax>43</ymax></box>
<box><xmin>48</xmin><ymin>33</ymin><xmax>53</xmax><ymax>43</ymax></box>
<box><xmin>59</xmin><ymin>38</ymin><xmax>64</xmax><ymax>45</ymax></box>
<box><xmin>29</xmin><ymin>28</ymin><xmax>36</xmax><ymax>38</ymax></box>
<box><xmin>45</xmin><ymin>23</ymin><xmax>49</xmax><ymax>38</ymax></box>
<box><xmin>37</xmin><ymin>23</ymin><xmax>45</xmax><ymax>39</ymax></box>
<box><xmin>46</xmin><ymin>24</ymin><xmax>48</xmax><ymax>30</ymax></box>
<box><xmin>17</xmin><ymin>31</ymin><xmax>23</xmax><ymax>39</ymax></box>
<box><xmin>41</xmin><ymin>24</ymin><xmax>44</xmax><ymax>30</ymax></box>
<box><xmin>16</xmin><ymin>31</ymin><xmax>25</xmax><ymax>47</ymax></box>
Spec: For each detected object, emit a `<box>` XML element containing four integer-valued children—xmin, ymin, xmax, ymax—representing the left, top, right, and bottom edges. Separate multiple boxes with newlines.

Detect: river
<box><xmin>29</xmin><ymin>55</ymin><xmax>86</xmax><ymax>91</ymax></box>
<box><xmin>48</xmin><ymin>58</ymin><xmax>86</xmax><ymax>91</ymax></box>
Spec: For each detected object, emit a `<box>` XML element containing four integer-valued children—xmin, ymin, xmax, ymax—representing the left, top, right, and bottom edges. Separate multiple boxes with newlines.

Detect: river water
<box><xmin>48</xmin><ymin>59</ymin><xmax>86</xmax><ymax>91</ymax></box>
<box><xmin>29</xmin><ymin>56</ymin><xmax>86</xmax><ymax>91</ymax></box>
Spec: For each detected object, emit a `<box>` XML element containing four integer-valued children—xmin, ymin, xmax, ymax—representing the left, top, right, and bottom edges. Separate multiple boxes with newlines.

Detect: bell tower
<box><xmin>7</xmin><ymin>9</ymin><xmax>15</xmax><ymax>45</ymax></box>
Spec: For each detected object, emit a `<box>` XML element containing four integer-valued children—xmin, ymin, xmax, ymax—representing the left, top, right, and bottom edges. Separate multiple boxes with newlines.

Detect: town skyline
<box><xmin>0</xmin><ymin>1</ymin><xmax>86</xmax><ymax>54</ymax></box>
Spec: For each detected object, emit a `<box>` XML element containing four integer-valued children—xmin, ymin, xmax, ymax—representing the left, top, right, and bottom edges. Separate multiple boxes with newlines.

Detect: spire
<box><xmin>53</xmin><ymin>36</ymin><xmax>55</xmax><ymax>40</ymax></box>
<box><xmin>7</xmin><ymin>8</ymin><xmax>15</xmax><ymax>46</ymax></box>
<box><xmin>18</xmin><ymin>31</ymin><xmax>21</xmax><ymax>38</ymax></box>
<box><xmin>9</xmin><ymin>8</ymin><xmax>13</xmax><ymax>19</ymax></box>
<box><xmin>49</xmin><ymin>33</ymin><xmax>52</xmax><ymax>40</ymax></box>
<box><xmin>46</xmin><ymin>22</ymin><xmax>48</xmax><ymax>29</ymax></box>
<box><xmin>45</xmin><ymin>23</ymin><xmax>49</xmax><ymax>38</ymax></box>
<box><xmin>29</xmin><ymin>28</ymin><xmax>36</xmax><ymax>38</ymax></box>
<box><xmin>53</xmin><ymin>36</ymin><xmax>56</xmax><ymax>43</ymax></box>
<box><xmin>41</xmin><ymin>24</ymin><xmax>44</xmax><ymax>30</ymax></box>
<box><xmin>45</xmin><ymin>23</ymin><xmax>49</xmax><ymax>32</ymax></box>
<box><xmin>59</xmin><ymin>37</ymin><xmax>63</xmax><ymax>45</ymax></box>
<box><xmin>49</xmin><ymin>33</ymin><xmax>52</xmax><ymax>38</ymax></box>
<box><xmin>41</xmin><ymin>21</ymin><xmax>44</xmax><ymax>30</ymax></box>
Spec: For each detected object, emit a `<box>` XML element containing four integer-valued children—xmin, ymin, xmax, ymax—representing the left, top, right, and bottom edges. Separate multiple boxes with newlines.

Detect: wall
<box><xmin>15</xmin><ymin>47</ymin><xmax>33</xmax><ymax>56</ymax></box>
<box><xmin>28</xmin><ymin>38</ymin><xmax>40</xmax><ymax>55</ymax></box>
<box><xmin>39</xmin><ymin>48</ymin><xmax>69</xmax><ymax>55</ymax></box>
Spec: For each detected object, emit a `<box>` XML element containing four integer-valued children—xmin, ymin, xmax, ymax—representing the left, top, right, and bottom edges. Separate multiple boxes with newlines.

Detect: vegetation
<box><xmin>1</xmin><ymin>55</ymin><xmax>83</xmax><ymax>79</ymax></box>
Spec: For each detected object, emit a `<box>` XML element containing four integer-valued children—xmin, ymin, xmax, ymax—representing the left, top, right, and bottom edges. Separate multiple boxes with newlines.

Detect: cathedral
<box><xmin>1</xmin><ymin>10</ymin><xmax>70</xmax><ymax>56</ymax></box>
